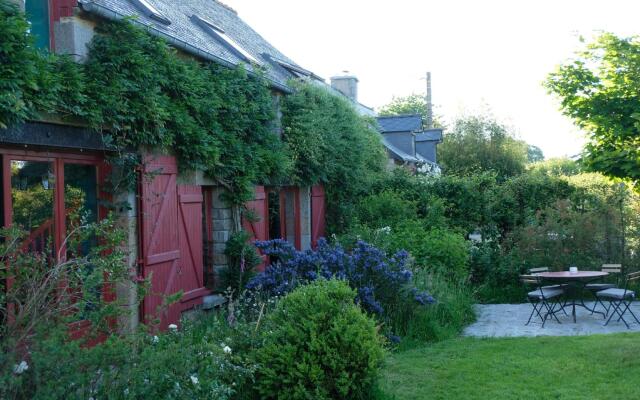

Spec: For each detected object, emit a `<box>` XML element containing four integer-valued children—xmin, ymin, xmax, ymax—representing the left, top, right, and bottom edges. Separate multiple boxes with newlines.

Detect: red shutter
<box><xmin>242</xmin><ymin>186</ymin><xmax>269</xmax><ymax>271</ymax></box>
<box><xmin>311</xmin><ymin>185</ymin><xmax>326</xmax><ymax>248</ymax></box>
<box><xmin>139</xmin><ymin>155</ymin><xmax>181</xmax><ymax>330</ymax></box>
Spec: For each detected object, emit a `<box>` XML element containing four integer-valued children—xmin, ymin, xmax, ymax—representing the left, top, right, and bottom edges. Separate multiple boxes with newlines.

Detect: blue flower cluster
<box><xmin>247</xmin><ymin>238</ymin><xmax>435</xmax><ymax>318</ymax></box>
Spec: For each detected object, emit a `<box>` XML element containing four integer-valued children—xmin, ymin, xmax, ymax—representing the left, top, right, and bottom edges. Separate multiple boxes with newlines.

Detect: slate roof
<box><xmin>78</xmin><ymin>0</ymin><xmax>319</xmax><ymax>91</ymax></box>
<box><xmin>377</xmin><ymin>114</ymin><xmax>422</xmax><ymax>133</ymax></box>
<box><xmin>416</xmin><ymin>129</ymin><xmax>443</xmax><ymax>142</ymax></box>
<box><xmin>381</xmin><ymin>137</ymin><xmax>419</xmax><ymax>163</ymax></box>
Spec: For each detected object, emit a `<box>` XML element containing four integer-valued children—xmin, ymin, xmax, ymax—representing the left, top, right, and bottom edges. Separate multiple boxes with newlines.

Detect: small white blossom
<box><xmin>223</xmin><ymin>345</ymin><xmax>232</xmax><ymax>354</ymax></box>
<box><xmin>13</xmin><ymin>361</ymin><xmax>28</xmax><ymax>374</ymax></box>
<box><xmin>190</xmin><ymin>375</ymin><xmax>199</xmax><ymax>385</ymax></box>
<box><xmin>168</xmin><ymin>324</ymin><xmax>178</xmax><ymax>331</ymax></box>
<box><xmin>152</xmin><ymin>335</ymin><xmax>159</xmax><ymax>344</ymax></box>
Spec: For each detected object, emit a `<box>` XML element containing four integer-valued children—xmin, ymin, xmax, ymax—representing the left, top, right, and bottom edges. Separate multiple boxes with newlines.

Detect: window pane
<box><xmin>11</xmin><ymin>160</ymin><xmax>55</xmax><ymax>253</ymax></box>
<box><xmin>64</xmin><ymin>164</ymin><xmax>98</xmax><ymax>255</ymax></box>
<box><xmin>25</xmin><ymin>0</ymin><xmax>50</xmax><ymax>50</ymax></box>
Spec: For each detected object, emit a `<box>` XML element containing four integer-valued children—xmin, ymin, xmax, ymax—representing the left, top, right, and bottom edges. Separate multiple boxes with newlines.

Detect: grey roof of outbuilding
<box><xmin>381</xmin><ymin>137</ymin><xmax>419</xmax><ymax>163</ymax></box>
<box><xmin>377</xmin><ymin>114</ymin><xmax>422</xmax><ymax>133</ymax></box>
<box><xmin>78</xmin><ymin>0</ymin><xmax>317</xmax><ymax>91</ymax></box>
<box><xmin>416</xmin><ymin>129</ymin><xmax>443</xmax><ymax>142</ymax></box>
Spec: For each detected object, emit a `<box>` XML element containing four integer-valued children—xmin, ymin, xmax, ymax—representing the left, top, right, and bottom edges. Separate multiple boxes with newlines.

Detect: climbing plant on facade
<box><xmin>281</xmin><ymin>80</ymin><xmax>387</xmax><ymax>232</ymax></box>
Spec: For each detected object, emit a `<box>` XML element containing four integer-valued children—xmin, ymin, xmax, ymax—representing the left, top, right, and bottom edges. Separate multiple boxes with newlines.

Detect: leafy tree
<box><xmin>527</xmin><ymin>145</ymin><xmax>544</xmax><ymax>162</ymax></box>
<box><xmin>546</xmin><ymin>33</ymin><xmax>640</xmax><ymax>182</ymax></box>
<box><xmin>438</xmin><ymin>114</ymin><xmax>529</xmax><ymax>180</ymax></box>
<box><xmin>378</xmin><ymin>94</ymin><xmax>442</xmax><ymax>127</ymax></box>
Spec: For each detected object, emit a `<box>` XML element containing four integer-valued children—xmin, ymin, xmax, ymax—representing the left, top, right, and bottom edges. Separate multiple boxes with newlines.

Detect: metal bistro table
<box><xmin>537</xmin><ymin>271</ymin><xmax>609</xmax><ymax>323</ymax></box>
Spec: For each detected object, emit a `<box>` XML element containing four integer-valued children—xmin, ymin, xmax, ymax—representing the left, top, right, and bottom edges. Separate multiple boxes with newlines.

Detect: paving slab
<box><xmin>464</xmin><ymin>302</ymin><xmax>640</xmax><ymax>337</ymax></box>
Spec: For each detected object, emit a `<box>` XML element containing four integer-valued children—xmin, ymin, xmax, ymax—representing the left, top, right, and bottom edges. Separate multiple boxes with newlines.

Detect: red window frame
<box><xmin>1</xmin><ymin>147</ymin><xmax>111</xmax><ymax>338</ymax></box>
<box><xmin>1</xmin><ymin>148</ymin><xmax>109</xmax><ymax>258</ymax></box>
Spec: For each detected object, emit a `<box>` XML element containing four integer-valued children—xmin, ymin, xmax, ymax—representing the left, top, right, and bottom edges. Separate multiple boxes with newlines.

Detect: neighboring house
<box><xmin>377</xmin><ymin>114</ymin><xmax>443</xmax><ymax>172</ymax></box>
<box><xmin>329</xmin><ymin>75</ymin><xmax>443</xmax><ymax>172</ymax></box>
<box><xmin>2</xmin><ymin>0</ymin><xmax>326</xmax><ymax>330</ymax></box>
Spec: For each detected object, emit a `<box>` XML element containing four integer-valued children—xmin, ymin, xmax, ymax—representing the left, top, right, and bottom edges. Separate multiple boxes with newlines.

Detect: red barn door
<box><xmin>140</xmin><ymin>156</ymin><xmax>180</xmax><ymax>329</ymax></box>
<box><xmin>242</xmin><ymin>186</ymin><xmax>269</xmax><ymax>271</ymax></box>
<box><xmin>140</xmin><ymin>156</ymin><xmax>207</xmax><ymax>330</ymax></box>
<box><xmin>311</xmin><ymin>185</ymin><xmax>326</xmax><ymax>248</ymax></box>
<box><xmin>177</xmin><ymin>185</ymin><xmax>208</xmax><ymax>307</ymax></box>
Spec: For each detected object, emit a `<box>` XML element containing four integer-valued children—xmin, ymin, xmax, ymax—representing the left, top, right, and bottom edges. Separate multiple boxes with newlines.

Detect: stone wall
<box><xmin>210</xmin><ymin>187</ymin><xmax>234</xmax><ymax>288</ymax></box>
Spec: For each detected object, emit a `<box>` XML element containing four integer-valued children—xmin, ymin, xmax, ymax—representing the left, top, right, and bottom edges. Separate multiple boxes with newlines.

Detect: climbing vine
<box><xmin>0</xmin><ymin>3</ymin><xmax>385</xmax><ymax>214</ymax></box>
<box><xmin>281</xmin><ymin>81</ymin><xmax>387</xmax><ymax>232</ymax></box>
<box><xmin>0</xmin><ymin>4</ymin><xmax>290</xmax><ymax>203</ymax></box>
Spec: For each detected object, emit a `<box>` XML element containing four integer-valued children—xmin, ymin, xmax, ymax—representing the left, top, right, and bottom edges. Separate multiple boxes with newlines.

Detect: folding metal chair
<box><xmin>596</xmin><ymin>271</ymin><xmax>640</xmax><ymax>328</ymax></box>
<box><xmin>529</xmin><ymin>267</ymin><xmax>568</xmax><ymax>315</ymax></box>
<box><xmin>521</xmin><ymin>274</ymin><xmax>564</xmax><ymax>327</ymax></box>
<box><xmin>585</xmin><ymin>264</ymin><xmax>621</xmax><ymax>316</ymax></box>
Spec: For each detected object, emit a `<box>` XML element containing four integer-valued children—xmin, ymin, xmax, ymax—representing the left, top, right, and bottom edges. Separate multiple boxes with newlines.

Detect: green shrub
<box><xmin>222</xmin><ymin>230</ymin><xmax>262</xmax><ymax>294</ymax></box>
<box><xmin>388</xmin><ymin>222</ymin><xmax>469</xmax><ymax>280</ymax></box>
<box><xmin>254</xmin><ymin>279</ymin><xmax>385</xmax><ymax>400</ymax></box>
<box><xmin>3</xmin><ymin>309</ymin><xmax>259</xmax><ymax>400</ymax></box>
<box><xmin>355</xmin><ymin>190</ymin><xmax>418</xmax><ymax>229</ymax></box>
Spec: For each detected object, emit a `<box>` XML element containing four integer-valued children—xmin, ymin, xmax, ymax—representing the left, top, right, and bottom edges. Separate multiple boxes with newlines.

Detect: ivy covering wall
<box><xmin>0</xmin><ymin>2</ymin><xmax>386</xmax><ymax>215</ymax></box>
<box><xmin>281</xmin><ymin>81</ymin><xmax>387</xmax><ymax>232</ymax></box>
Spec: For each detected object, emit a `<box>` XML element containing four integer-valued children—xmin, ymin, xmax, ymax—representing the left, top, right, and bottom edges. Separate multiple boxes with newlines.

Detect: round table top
<box><xmin>537</xmin><ymin>271</ymin><xmax>609</xmax><ymax>280</ymax></box>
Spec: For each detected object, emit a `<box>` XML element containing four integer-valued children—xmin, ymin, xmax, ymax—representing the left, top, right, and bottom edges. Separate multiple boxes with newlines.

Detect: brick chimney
<box><xmin>330</xmin><ymin>72</ymin><xmax>358</xmax><ymax>102</ymax></box>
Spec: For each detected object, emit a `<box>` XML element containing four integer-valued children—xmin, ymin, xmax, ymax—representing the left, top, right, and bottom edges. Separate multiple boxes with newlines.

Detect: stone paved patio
<box><xmin>464</xmin><ymin>302</ymin><xmax>640</xmax><ymax>337</ymax></box>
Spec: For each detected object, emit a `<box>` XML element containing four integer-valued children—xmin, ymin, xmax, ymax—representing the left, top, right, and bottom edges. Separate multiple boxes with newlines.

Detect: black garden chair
<box><xmin>596</xmin><ymin>271</ymin><xmax>640</xmax><ymax>329</ymax></box>
<box><xmin>585</xmin><ymin>264</ymin><xmax>621</xmax><ymax>316</ymax></box>
<box><xmin>521</xmin><ymin>274</ymin><xmax>565</xmax><ymax>327</ymax></box>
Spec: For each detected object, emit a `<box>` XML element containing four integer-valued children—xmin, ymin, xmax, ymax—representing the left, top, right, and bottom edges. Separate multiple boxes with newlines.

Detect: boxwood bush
<box><xmin>254</xmin><ymin>279</ymin><xmax>385</xmax><ymax>399</ymax></box>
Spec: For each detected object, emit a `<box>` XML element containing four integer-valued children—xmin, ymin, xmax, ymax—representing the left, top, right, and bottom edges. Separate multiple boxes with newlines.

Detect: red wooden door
<box><xmin>140</xmin><ymin>156</ymin><xmax>209</xmax><ymax>329</ymax></box>
<box><xmin>243</xmin><ymin>186</ymin><xmax>269</xmax><ymax>271</ymax></box>
<box><xmin>140</xmin><ymin>155</ymin><xmax>181</xmax><ymax>329</ymax></box>
<box><xmin>177</xmin><ymin>184</ymin><xmax>208</xmax><ymax>307</ymax></box>
<box><xmin>311</xmin><ymin>185</ymin><xmax>326</xmax><ymax>248</ymax></box>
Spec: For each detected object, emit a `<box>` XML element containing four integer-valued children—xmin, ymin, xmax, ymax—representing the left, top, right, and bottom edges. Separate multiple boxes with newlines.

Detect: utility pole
<box><xmin>425</xmin><ymin>72</ymin><xmax>433</xmax><ymax>129</ymax></box>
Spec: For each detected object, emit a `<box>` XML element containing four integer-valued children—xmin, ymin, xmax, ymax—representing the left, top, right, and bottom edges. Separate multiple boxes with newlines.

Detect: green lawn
<box><xmin>380</xmin><ymin>333</ymin><xmax>640</xmax><ymax>400</ymax></box>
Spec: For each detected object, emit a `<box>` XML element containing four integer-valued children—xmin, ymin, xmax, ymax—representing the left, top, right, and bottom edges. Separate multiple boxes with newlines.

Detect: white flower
<box><xmin>190</xmin><ymin>375</ymin><xmax>199</xmax><ymax>385</ymax></box>
<box><xmin>152</xmin><ymin>335</ymin><xmax>159</xmax><ymax>344</ymax></box>
<box><xmin>168</xmin><ymin>324</ymin><xmax>178</xmax><ymax>331</ymax></box>
<box><xmin>124</xmin><ymin>388</ymin><xmax>130</xmax><ymax>396</ymax></box>
<box><xmin>223</xmin><ymin>345</ymin><xmax>232</xmax><ymax>354</ymax></box>
<box><xmin>13</xmin><ymin>361</ymin><xmax>28</xmax><ymax>374</ymax></box>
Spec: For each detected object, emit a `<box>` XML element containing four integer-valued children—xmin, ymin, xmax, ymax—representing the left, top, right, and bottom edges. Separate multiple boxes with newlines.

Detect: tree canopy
<box><xmin>546</xmin><ymin>33</ymin><xmax>640</xmax><ymax>182</ymax></box>
<box><xmin>378</xmin><ymin>94</ymin><xmax>442</xmax><ymax>127</ymax></box>
<box><xmin>437</xmin><ymin>114</ymin><xmax>529</xmax><ymax>180</ymax></box>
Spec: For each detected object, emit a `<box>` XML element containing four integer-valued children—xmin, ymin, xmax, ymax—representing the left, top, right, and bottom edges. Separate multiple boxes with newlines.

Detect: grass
<box><xmin>380</xmin><ymin>333</ymin><xmax>640</xmax><ymax>400</ymax></box>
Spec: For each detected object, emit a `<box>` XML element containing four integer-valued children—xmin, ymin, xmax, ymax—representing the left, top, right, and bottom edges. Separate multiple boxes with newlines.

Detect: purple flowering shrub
<box><xmin>246</xmin><ymin>238</ymin><xmax>435</xmax><ymax>328</ymax></box>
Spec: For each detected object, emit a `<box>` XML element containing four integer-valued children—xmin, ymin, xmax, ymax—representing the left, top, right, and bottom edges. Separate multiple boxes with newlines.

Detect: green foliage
<box><xmin>390</xmin><ymin>223</ymin><xmax>469</xmax><ymax>280</ymax></box>
<box><xmin>281</xmin><ymin>80</ymin><xmax>387</xmax><ymax>232</ymax></box>
<box><xmin>254</xmin><ymin>279</ymin><xmax>385</xmax><ymax>400</ymax></box>
<box><xmin>2</xmin><ymin>310</ymin><xmax>257</xmax><ymax>400</ymax></box>
<box><xmin>438</xmin><ymin>114</ymin><xmax>529</xmax><ymax>180</ymax></box>
<box><xmin>83</xmin><ymin>20</ymin><xmax>289</xmax><ymax>202</ymax></box>
<box><xmin>528</xmin><ymin>157</ymin><xmax>582</xmax><ymax>176</ymax></box>
<box><xmin>546</xmin><ymin>33</ymin><xmax>640</xmax><ymax>182</ymax></box>
<box><xmin>222</xmin><ymin>230</ymin><xmax>262</xmax><ymax>294</ymax></box>
<box><xmin>355</xmin><ymin>191</ymin><xmax>418</xmax><ymax>229</ymax></box>
<box><xmin>400</xmin><ymin>271</ymin><xmax>475</xmax><ymax>344</ymax></box>
<box><xmin>0</xmin><ymin>8</ymin><xmax>290</xmax><ymax>203</ymax></box>
<box><xmin>378</xmin><ymin>93</ymin><xmax>442</xmax><ymax>127</ymax></box>
<box><xmin>0</xmin><ymin>2</ymin><xmax>44</xmax><ymax>128</ymax></box>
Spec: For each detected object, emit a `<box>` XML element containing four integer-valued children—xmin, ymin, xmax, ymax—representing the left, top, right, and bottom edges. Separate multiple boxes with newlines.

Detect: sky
<box><xmin>223</xmin><ymin>0</ymin><xmax>640</xmax><ymax>158</ymax></box>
